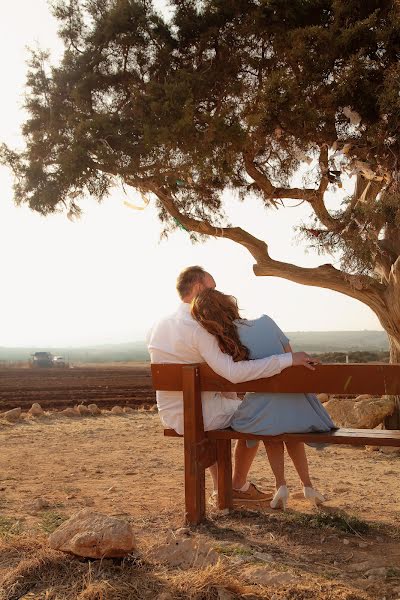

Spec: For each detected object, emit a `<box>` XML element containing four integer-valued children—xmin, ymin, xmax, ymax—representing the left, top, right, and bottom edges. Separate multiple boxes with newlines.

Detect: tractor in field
<box><xmin>30</xmin><ymin>352</ymin><xmax>54</xmax><ymax>368</ymax></box>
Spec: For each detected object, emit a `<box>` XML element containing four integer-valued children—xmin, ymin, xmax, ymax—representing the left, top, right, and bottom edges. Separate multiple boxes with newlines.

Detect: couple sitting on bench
<box><xmin>147</xmin><ymin>266</ymin><xmax>335</xmax><ymax>511</ymax></box>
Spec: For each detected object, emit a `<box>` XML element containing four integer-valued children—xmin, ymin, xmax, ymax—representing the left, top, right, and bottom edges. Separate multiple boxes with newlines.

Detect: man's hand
<box><xmin>292</xmin><ymin>352</ymin><xmax>320</xmax><ymax>371</ymax></box>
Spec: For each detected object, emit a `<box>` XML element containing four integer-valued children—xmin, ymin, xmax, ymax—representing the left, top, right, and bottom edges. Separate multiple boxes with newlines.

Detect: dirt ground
<box><xmin>0</xmin><ymin>409</ymin><xmax>399</xmax><ymax>600</ymax></box>
<box><xmin>0</xmin><ymin>365</ymin><xmax>155</xmax><ymax>412</ymax></box>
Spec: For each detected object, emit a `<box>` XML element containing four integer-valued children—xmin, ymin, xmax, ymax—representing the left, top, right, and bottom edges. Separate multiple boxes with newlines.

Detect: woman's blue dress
<box><xmin>230</xmin><ymin>315</ymin><xmax>335</xmax><ymax>438</ymax></box>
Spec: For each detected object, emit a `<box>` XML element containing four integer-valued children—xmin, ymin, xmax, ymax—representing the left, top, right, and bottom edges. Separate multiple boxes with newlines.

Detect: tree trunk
<box><xmin>383</xmin><ymin>335</ymin><xmax>400</xmax><ymax>429</ymax></box>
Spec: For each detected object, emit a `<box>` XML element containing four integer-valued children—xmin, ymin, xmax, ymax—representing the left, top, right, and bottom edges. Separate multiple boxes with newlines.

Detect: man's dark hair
<box><xmin>176</xmin><ymin>266</ymin><xmax>206</xmax><ymax>300</ymax></box>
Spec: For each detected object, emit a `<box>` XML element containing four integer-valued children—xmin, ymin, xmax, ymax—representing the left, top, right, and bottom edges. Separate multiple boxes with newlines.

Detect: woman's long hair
<box><xmin>191</xmin><ymin>289</ymin><xmax>250</xmax><ymax>361</ymax></box>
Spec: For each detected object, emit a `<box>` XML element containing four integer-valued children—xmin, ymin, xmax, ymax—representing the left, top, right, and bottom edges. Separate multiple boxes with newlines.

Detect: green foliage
<box><xmin>40</xmin><ymin>510</ymin><xmax>68</xmax><ymax>534</ymax></box>
<box><xmin>1</xmin><ymin>0</ymin><xmax>399</xmax><ymax>271</ymax></box>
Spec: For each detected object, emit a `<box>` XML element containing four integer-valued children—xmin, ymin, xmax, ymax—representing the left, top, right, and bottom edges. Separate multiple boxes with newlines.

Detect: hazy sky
<box><xmin>0</xmin><ymin>0</ymin><xmax>383</xmax><ymax>347</ymax></box>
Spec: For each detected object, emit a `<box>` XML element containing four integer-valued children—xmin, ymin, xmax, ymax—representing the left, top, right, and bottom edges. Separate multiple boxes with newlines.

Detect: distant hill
<box><xmin>286</xmin><ymin>330</ymin><xmax>388</xmax><ymax>352</ymax></box>
<box><xmin>0</xmin><ymin>331</ymin><xmax>388</xmax><ymax>363</ymax></box>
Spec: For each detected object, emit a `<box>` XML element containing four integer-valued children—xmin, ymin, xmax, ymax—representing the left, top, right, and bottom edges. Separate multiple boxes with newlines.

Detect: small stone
<box><xmin>123</xmin><ymin>406</ymin><xmax>135</xmax><ymax>414</ymax></box>
<box><xmin>48</xmin><ymin>509</ymin><xmax>135</xmax><ymax>558</ymax></box>
<box><xmin>31</xmin><ymin>497</ymin><xmax>50</xmax><ymax>511</ymax></box>
<box><xmin>358</xmin><ymin>542</ymin><xmax>368</xmax><ymax>549</ymax></box>
<box><xmin>153</xmin><ymin>534</ymin><xmax>218</xmax><ymax>568</ymax></box>
<box><xmin>317</xmin><ymin>393</ymin><xmax>329</xmax><ymax>404</ymax></box>
<box><xmin>29</xmin><ymin>403</ymin><xmax>44</xmax><ymax>417</ymax></box>
<box><xmin>111</xmin><ymin>406</ymin><xmax>124</xmax><ymax>415</ymax></box>
<box><xmin>244</xmin><ymin>566</ymin><xmax>299</xmax><ymax>586</ymax></box>
<box><xmin>343</xmin><ymin>538</ymin><xmax>350</xmax><ymax>545</ymax></box>
<box><xmin>88</xmin><ymin>403</ymin><xmax>101</xmax><ymax>416</ymax></box>
<box><xmin>349</xmin><ymin>561</ymin><xmax>372</xmax><ymax>573</ymax></box>
<box><xmin>61</xmin><ymin>408</ymin><xmax>78</xmax><ymax>417</ymax></box>
<box><xmin>253</xmin><ymin>551</ymin><xmax>273</xmax><ymax>562</ymax></box>
<box><xmin>380</xmin><ymin>446</ymin><xmax>400</xmax><ymax>455</ymax></box>
<box><xmin>76</xmin><ymin>405</ymin><xmax>91</xmax><ymax>416</ymax></box>
<box><xmin>4</xmin><ymin>408</ymin><xmax>22</xmax><ymax>422</ymax></box>
<box><xmin>175</xmin><ymin>527</ymin><xmax>191</xmax><ymax>536</ymax></box>
<box><xmin>366</xmin><ymin>567</ymin><xmax>387</xmax><ymax>578</ymax></box>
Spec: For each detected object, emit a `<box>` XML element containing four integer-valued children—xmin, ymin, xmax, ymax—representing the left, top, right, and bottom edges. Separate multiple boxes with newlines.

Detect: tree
<box><xmin>2</xmin><ymin>0</ymin><xmax>400</xmax><ymax>422</ymax></box>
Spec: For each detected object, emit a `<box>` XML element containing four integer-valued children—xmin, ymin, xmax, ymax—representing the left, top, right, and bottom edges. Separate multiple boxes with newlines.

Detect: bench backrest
<box><xmin>151</xmin><ymin>363</ymin><xmax>400</xmax><ymax>395</ymax></box>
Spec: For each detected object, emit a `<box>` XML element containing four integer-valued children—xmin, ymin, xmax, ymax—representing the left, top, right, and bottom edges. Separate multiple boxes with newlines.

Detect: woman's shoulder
<box><xmin>236</xmin><ymin>314</ymin><xmax>276</xmax><ymax>329</ymax></box>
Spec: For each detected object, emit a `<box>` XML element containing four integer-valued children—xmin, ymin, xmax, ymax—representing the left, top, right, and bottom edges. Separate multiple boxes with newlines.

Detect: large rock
<box><xmin>48</xmin><ymin>509</ymin><xmax>136</xmax><ymax>558</ymax></box>
<box><xmin>4</xmin><ymin>408</ymin><xmax>21</xmax><ymax>422</ymax></box>
<box><xmin>325</xmin><ymin>396</ymin><xmax>395</xmax><ymax>428</ymax></box>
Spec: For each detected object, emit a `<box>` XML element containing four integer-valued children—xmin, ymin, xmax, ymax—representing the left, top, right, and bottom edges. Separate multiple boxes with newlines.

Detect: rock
<box><xmin>244</xmin><ymin>566</ymin><xmax>299</xmax><ymax>586</ymax></box>
<box><xmin>152</xmin><ymin>533</ymin><xmax>218</xmax><ymax>568</ymax></box>
<box><xmin>48</xmin><ymin>509</ymin><xmax>135</xmax><ymax>558</ymax></box>
<box><xmin>317</xmin><ymin>393</ymin><xmax>329</xmax><ymax>404</ymax></box>
<box><xmin>31</xmin><ymin>497</ymin><xmax>50</xmax><ymax>511</ymax></box>
<box><xmin>122</xmin><ymin>406</ymin><xmax>135</xmax><ymax>414</ymax></box>
<box><xmin>4</xmin><ymin>408</ymin><xmax>21</xmax><ymax>422</ymax></box>
<box><xmin>29</xmin><ymin>403</ymin><xmax>44</xmax><ymax>417</ymax></box>
<box><xmin>88</xmin><ymin>404</ymin><xmax>101</xmax><ymax>416</ymax></box>
<box><xmin>253</xmin><ymin>551</ymin><xmax>274</xmax><ymax>562</ymax></box>
<box><xmin>61</xmin><ymin>408</ymin><xmax>79</xmax><ymax>417</ymax></box>
<box><xmin>343</xmin><ymin>538</ymin><xmax>350</xmax><ymax>545</ymax></box>
<box><xmin>111</xmin><ymin>406</ymin><xmax>124</xmax><ymax>415</ymax></box>
<box><xmin>174</xmin><ymin>527</ymin><xmax>191</xmax><ymax>537</ymax></box>
<box><xmin>76</xmin><ymin>405</ymin><xmax>91</xmax><ymax>416</ymax></box>
<box><xmin>325</xmin><ymin>397</ymin><xmax>395</xmax><ymax>428</ymax></box>
<box><xmin>366</xmin><ymin>567</ymin><xmax>387</xmax><ymax>578</ymax></box>
<box><xmin>380</xmin><ymin>446</ymin><xmax>400</xmax><ymax>455</ymax></box>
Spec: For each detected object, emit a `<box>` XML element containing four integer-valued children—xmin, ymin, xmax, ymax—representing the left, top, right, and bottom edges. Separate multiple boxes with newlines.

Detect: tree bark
<box><xmin>383</xmin><ymin>336</ymin><xmax>400</xmax><ymax>429</ymax></box>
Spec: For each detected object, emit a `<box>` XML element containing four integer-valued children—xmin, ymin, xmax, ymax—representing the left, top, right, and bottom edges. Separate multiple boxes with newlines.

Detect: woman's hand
<box><xmin>292</xmin><ymin>352</ymin><xmax>320</xmax><ymax>371</ymax></box>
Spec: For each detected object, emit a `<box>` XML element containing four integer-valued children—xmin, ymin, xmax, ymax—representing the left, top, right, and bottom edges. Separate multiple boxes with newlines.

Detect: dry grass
<box><xmin>0</xmin><ymin>532</ymin><xmax>378</xmax><ymax>600</ymax></box>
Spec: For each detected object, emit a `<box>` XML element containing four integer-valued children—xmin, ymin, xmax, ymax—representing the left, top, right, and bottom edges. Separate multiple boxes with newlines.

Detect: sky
<box><xmin>0</xmin><ymin>0</ymin><xmax>383</xmax><ymax>348</ymax></box>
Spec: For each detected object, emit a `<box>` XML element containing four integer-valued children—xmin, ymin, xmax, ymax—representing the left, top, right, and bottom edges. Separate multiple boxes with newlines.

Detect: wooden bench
<box><xmin>151</xmin><ymin>363</ymin><xmax>400</xmax><ymax>525</ymax></box>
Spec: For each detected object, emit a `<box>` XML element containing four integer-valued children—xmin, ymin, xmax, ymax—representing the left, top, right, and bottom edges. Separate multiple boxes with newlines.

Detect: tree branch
<box><xmin>243</xmin><ymin>148</ymin><xmax>340</xmax><ymax>231</ymax></box>
<box><xmin>147</xmin><ymin>183</ymin><xmax>386</xmax><ymax>313</ymax></box>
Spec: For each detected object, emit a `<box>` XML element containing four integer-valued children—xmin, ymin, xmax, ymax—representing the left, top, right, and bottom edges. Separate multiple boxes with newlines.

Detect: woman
<box><xmin>191</xmin><ymin>288</ymin><xmax>335</xmax><ymax>510</ymax></box>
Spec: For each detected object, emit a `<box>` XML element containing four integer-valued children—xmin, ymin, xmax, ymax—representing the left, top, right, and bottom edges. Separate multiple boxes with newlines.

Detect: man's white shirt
<box><xmin>147</xmin><ymin>303</ymin><xmax>293</xmax><ymax>435</ymax></box>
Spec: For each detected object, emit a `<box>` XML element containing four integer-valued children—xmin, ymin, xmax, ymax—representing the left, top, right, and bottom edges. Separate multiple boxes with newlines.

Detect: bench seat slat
<box><xmin>164</xmin><ymin>427</ymin><xmax>400</xmax><ymax>446</ymax></box>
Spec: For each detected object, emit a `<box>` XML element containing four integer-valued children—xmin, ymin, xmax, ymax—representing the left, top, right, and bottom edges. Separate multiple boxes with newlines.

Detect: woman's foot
<box><xmin>303</xmin><ymin>486</ymin><xmax>326</xmax><ymax>506</ymax></box>
<box><xmin>270</xmin><ymin>485</ymin><xmax>289</xmax><ymax>510</ymax></box>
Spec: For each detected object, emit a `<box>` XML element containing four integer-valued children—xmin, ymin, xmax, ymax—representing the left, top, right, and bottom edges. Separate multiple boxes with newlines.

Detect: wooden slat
<box><xmin>182</xmin><ymin>366</ymin><xmax>206</xmax><ymax>525</ymax></box>
<box><xmin>216</xmin><ymin>439</ymin><xmax>233</xmax><ymax>510</ymax></box>
<box><xmin>152</xmin><ymin>363</ymin><xmax>400</xmax><ymax>395</ymax></box>
<box><xmin>164</xmin><ymin>427</ymin><xmax>400</xmax><ymax>447</ymax></box>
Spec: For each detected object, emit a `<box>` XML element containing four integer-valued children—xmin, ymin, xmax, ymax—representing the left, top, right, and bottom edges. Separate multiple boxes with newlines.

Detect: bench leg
<box><xmin>216</xmin><ymin>439</ymin><xmax>233</xmax><ymax>510</ymax></box>
<box><xmin>184</xmin><ymin>439</ymin><xmax>206</xmax><ymax>525</ymax></box>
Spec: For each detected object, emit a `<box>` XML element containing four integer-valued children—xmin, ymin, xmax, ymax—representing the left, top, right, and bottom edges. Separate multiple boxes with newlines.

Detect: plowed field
<box><xmin>0</xmin><ymin>364</ymin><xmax>155</xmax><ymax>411</ymax></box>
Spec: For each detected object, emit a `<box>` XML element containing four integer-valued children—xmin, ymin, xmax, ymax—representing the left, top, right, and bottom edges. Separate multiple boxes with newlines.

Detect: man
<box><xmin>147</xmin><ymin>266</ymin><xmax>317</xmax><ymax>502</ymax></box>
